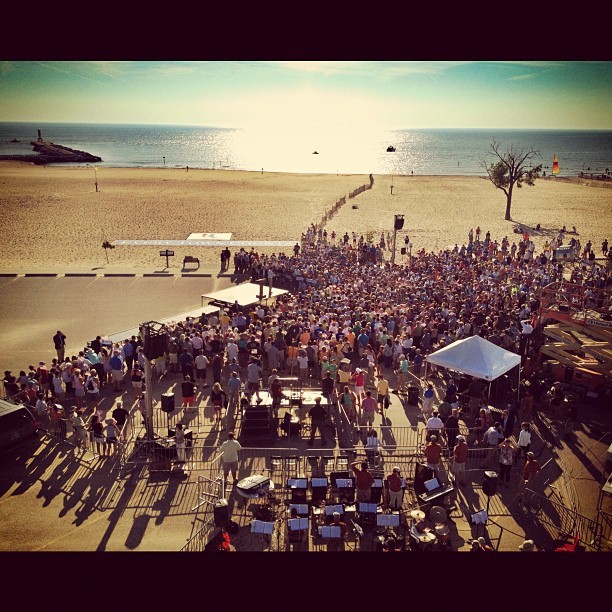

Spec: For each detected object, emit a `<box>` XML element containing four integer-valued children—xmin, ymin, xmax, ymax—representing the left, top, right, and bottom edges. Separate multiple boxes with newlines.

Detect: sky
<box><xmin>0</xmin><ymin>61</ymin><xmax>611</xmax><ymax>131</ymax></box>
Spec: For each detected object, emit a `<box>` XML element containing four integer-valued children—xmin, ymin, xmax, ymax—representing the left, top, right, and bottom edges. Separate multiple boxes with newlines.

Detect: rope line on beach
<box><xmin>314</xmin><ymin>174</ymin><xmax>374</xmax><ymax>231</ymax></box>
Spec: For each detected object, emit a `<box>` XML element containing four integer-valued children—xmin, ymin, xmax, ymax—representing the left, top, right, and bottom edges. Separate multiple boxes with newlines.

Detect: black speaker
<box><xmin>483</xmin><ymin>471</ymin><xmax>498</xmax><ymax>496</ymax></box>
<box><xmin>413</xmin><ymin>463</ymin><xmax>434</xmax><ymax>495</ymax></box>
<box><xmin>214</xmin><ymin>499</ymin><xmax>230</xmax><ymax>527</ymax></box>
<box><xmin>400</xmin><ymin>248</ymin><xmax>407</xmax><ymax>255</ymax></box>
<box><xmin>394</xmin><ymin>216</ymin><xmax>405</xmax><ymax>230</ymax></box>
<box><xmin>161</xmin><ymin>392</ymin><xmax>175</xmax><ymax>413</ymax></box>
<box><xmin>144</xmin><ymin>333</ymin><xmax>168</xmax><ymax>360</ymax></box>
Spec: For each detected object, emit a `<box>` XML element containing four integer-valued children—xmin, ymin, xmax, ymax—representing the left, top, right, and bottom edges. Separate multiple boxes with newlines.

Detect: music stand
<box><xmin>376</xmin><ymin>513</ymin><xmax>400</xmax><ymax>528</ymax></box>
<box><xmin>471</xmin><ymin>508</ymin><xmax>488</xmax><ymax>537</ymax></box>
<box><xmin>288</xmin><ymin>503</ymin><xmax>309</xmax><ymax>517</ymax></box>
<box><xmin>312</xmin><ymin>477</ymin><xmax>328</xmax><ymax>487</ymax></box>
<box><xmin>324</xmin><ymin>504</ymin><xmax>345</xmax><ymax>523</ymax></box>
<box><xmin>318</xmin><ymin>525</ymin><xmax>342</xmax><ymax>538</ymax></box>
<box><xmin>335</xmin><ymin>478</ymin><xmax>354</xmax><ymax>503</ymax></box>
<box><xmin>311</xmin><ymin>477</ymin><xmax>329</xmax><ymax>505</ymax></box>
<box><xmin>288</xmin><ymin>517</ymin><xmax>309</xmax><ymax>550</ymax></box>
<box><xmin>251</xmin><ymin>519</ymin><xmax>276</xmax><ymax>551</ymax></box>
<box><xmin>287</xmin><ymin>477</ymin><xmax>308</xmax><ymax>503</ymax></box>
<box><xmin>357</xmin><ymin>502</ymin><xmax>378</xmax><ymax>526</ymax></box>
<box><xmin>287</xmin><ymin>478</ymin><xmax>308</xmax><ymax>489</ymax></box>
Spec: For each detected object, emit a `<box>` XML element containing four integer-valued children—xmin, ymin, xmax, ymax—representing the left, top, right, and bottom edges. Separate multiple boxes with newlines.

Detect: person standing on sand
<box><xmin>53</xmin><ymin>331</ymin><xmax>66</xmax><ymax>362</ymax></box>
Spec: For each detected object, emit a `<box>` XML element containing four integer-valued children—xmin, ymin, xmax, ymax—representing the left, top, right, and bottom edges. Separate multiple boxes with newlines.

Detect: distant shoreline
<box><xmin>1</xmin><ymin>160</ymin><xmax>610</xmax><ymax>187</ymax></box>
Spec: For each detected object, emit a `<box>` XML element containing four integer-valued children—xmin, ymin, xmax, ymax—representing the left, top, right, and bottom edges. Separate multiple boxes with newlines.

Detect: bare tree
<box><xmin>484</xmin><ymin>141</ymin><xmax>542</xmax><ymax>220</ymax></box>
<box><xmin>102</xmin><ymin>240</ymin><xmax>115</xmax><ymax>263</ymax></box>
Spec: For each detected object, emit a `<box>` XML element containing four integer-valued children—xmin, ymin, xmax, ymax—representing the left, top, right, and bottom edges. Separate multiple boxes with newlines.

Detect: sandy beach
<box><xmin>0</xmin><ymin>161</ymin><xmax>610</xmax><ymax>271</ymax></box>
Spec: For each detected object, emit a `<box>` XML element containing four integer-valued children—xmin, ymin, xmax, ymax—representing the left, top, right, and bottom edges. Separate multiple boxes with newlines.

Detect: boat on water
<box><xmin>386</xmin><ymin>145</ymin><xmax>396</xmax><ymax>152</ymax></box>
<box><xmin>10</xmin><ymin>138</ymin><xmax>20</xmax><ymax>143</ymax></box>
<box><xmin>312</xmin><ymin>151</ymin><xmax>319</xmax><ymax>154</ymax></box>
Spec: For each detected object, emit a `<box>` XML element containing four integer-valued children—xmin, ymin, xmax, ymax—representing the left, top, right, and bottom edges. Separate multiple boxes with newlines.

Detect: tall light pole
<box><xmin>391</xmin><ymin>214</ymin><xmax>404</xmax><ymax>265</ymax></box>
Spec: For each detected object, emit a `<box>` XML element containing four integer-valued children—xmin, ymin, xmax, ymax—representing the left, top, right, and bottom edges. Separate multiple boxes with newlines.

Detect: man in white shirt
<box><xmin>247</xmin><ymin>358</ymin><xmax>263</xmax><ymax>403</ymax></box>
<box><xmin>194</xmin><ymin>351</ymin><xmax>209</xmax><ymax>388</ymax></box>
<box><xmin>220</xmin><ymin>432</ymin><xmax>242</xmax><ymax>483</ymax></box>
<box><xmin>426</xmin><ymin>411</ymin><xmax>445</xmax><ymax>440</ymax></box>
<box><xmin>297</xmin><ymin>351</ymin><xmax>309</xmax><ymax>381</ymax></box>
<box><xmin>226</xmin><ymin>338</ymin><xmax>239</xmax><ymax>363</ymax></box>
<box><xmin>519</xmin><ymin>319</ymin><xmax>533</xmax><ymax>356</ymax></box>
<box><xmin>191</xmin><ymin>334</ymin><xmax>204</xmax><ymax>354</ymax></box>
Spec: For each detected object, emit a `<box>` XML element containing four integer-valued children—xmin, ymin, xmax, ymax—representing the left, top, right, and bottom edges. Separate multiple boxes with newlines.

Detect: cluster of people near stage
<box><xmin>3</xmin><ymin>223</ymin><xmax>607</xmax><ymax>469</ymax></box>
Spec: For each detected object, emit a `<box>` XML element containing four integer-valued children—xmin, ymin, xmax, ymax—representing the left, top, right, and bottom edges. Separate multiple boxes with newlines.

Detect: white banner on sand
<box><xmin>187</xmin><ymin>233</ymin><xmax>233</xmax><ymax>240</ymax></box>
<box><xmin>112</xmin><ymin>240</ymin><xmax>295</xmax><ymax>247</ymax></box>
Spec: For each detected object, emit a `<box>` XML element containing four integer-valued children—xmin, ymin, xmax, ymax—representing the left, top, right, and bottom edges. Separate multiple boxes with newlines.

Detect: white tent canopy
<box><xmin>202</xmin><ymin>283</ymin><xmax>289</xmax><ymax>308</ymax></box>
<box><xmin>425</xmin><ymin>335</ymin><xmax>521</xmax><ymax>382</ymax></box>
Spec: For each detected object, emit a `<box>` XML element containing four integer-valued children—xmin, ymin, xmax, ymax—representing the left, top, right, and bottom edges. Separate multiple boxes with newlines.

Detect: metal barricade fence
<box><xmin>523</xmin><ymin>487</ymin><xmax>605</xmax><ymax>551</ymax></box>
<box><xmin>150</xmin><ymin>404</ymin><xmax>203</xmax><ymax>434</ymax></box>
<box><xmin>181</xmin><ymin>453</ymin><xmax>224</xmax><ymax>552</ymax></box>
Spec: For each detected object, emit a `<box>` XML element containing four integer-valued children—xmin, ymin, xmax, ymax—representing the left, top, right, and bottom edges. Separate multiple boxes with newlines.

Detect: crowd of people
<box><xmin>2</xmin><ymin>224</ymin><xmax>608</xmax><ymax>468</ymax></box>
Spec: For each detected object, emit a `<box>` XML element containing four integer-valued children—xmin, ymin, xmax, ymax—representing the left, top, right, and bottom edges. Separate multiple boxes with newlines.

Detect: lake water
<box><xmin>1</xmin><ymin>122</ymin><xmax>610</xmax><ymax>176</ymax></box>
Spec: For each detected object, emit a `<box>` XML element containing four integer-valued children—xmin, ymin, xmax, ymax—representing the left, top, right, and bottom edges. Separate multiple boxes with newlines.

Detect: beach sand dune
<box><xmin>0</xmin><ymin>162</ymin><xmax>610</xmax><ymax>271</ymax></box>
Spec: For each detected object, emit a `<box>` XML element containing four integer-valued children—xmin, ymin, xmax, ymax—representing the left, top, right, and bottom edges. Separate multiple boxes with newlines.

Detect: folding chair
<box><xmin>285</xmin><ymin>455</ymin><xmax>300</xmax><ymax>477</ymax></box>
<box><xmin>306</xmin><ymin>455</ymin><xmax>321</xmax><ymax>476</ymax></box>
<box><xmin>336</xmin><ymin>454</ymin><xmax>349</xmax><ymax>471</ymax></box>
<box><xmin>270</xmin><ymin>456</ymin><xmax>283</xmax><ymax>473</ymax></box>
<box><xmin>323</xmin><ymin>456</ymin><xmax>335</xmax><ymax>474</ymax></box>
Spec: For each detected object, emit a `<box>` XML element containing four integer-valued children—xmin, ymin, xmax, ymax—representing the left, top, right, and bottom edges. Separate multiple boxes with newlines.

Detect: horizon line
<box><xmin>1</xmin><ymin>120</ymin><xmax>611</xmax><ymax>132</ymax></box>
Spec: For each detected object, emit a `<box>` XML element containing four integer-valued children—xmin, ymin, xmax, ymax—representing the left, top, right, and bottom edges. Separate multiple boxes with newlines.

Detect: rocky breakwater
<box><xmin>0</xmin><ymin>139</ymin><xmax>102</xmax><ymax>164</ymax></box>
<box><xmin>28</xmin><ymin>140</ymin><xmax>103</xmax><ymax>164</ymax></box>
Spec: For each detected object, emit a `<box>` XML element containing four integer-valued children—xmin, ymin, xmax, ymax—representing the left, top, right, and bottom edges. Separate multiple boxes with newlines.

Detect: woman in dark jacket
<box><xmin>210</xmin><ymin>382</ymin><xmax>227</xmax><ymax>425</ymax></box>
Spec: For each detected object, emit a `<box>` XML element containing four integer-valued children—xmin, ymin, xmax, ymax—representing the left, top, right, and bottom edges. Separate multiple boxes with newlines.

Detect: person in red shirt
<box><xmin>522</xmin><ymin>452</ymin><xmax>541</xmax><ymax>484</ymax></box>
<box><xmin>386</xmin><ymin>466</ymin><xmax>404</xmax><ymax>510</ymax></box>
<box><xmin>422</xmin><ymin>435</ymin><xmax>443</xmax><ymax>477</ymax></box>
<box><xmin>452</xmin><ymin>434</ymin><xmax>468</xmax><ymax>487</ymax></box>
<box><xmin>351</xmin><ymin>460</ymin><xmax>374</xmax><ymax>502</ymax></box>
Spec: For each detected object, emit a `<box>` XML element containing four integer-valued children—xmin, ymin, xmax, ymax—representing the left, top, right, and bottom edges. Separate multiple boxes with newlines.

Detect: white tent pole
<box><xmin>517</xmin><ymin>365</ymin><xmax>521</xmax><ymax>406</ymax></box>
<box><xmin>488</xmin><ymin>381</ymin><xmax>492</xmax><ymax>405</ymax></box>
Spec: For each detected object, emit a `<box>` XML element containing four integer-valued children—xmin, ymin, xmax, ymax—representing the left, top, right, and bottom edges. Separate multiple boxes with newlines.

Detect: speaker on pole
<box><xmin>394</xmin><ymin>215</ymin><xmax>404</xmax><ymax>230</ymax></box>
<box><xmin>161</xmin><ymin>392</ymin><xmax>175</xmax><ymax>413</ymax></box>
<box><xmin>144</xmin><ymin>332</ymin><xmax>168</xmax><ymax>360</ymax></box>
<box><xmin>483</xmin><ymin>471</ymin><xmax>498</xmax><ymax>496</ymax></box>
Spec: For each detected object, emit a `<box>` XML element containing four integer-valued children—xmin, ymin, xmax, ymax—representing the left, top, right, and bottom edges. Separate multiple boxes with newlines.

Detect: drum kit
<box><xmin>410</xmin><ymin>508</ymin><xmax>450</xmax><ymax>547</ymax></box>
